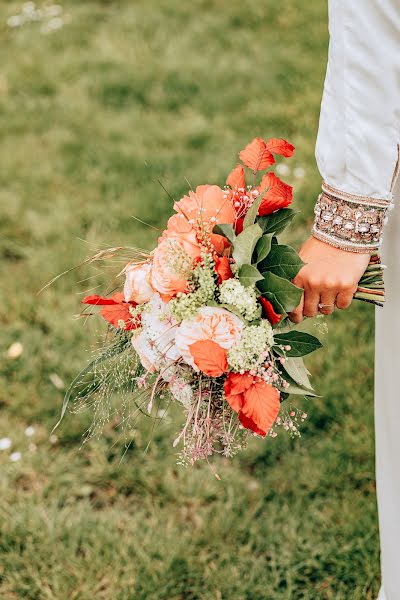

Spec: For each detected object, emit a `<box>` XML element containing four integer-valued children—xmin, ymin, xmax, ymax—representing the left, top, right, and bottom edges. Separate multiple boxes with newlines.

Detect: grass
<box><xmin>0</xmin><ymin>1</ymin><xmax>379</xmax><ymax>598</ymax></box>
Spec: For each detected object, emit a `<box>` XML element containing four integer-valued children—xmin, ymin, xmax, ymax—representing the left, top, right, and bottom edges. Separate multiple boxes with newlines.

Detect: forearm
<box><xmin>313</xmin><ymin>0</ymin><xmax>400</xmax><ymax>254</ymax></box>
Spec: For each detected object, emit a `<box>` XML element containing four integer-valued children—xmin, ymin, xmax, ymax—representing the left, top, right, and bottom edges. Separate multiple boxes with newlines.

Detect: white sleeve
<box><xmin>316</xmin><ymin>0</ymin><xmax>400</xmax><ymax>201</ymax></box>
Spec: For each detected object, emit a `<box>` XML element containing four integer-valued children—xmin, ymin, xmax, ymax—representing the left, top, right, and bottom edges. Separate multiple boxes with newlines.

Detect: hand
<box><xmin>289</xmin><ymin>236</ymin><xmax>371</xmax><ymax>323</ymax></box>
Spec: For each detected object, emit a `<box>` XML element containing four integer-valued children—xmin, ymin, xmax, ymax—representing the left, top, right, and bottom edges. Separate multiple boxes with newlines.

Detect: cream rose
<box><xmin>124</xmin><ymin>262</ymin><xmax>153</xmax><ymax>304</ymax></box>
<box><xmin>175</xmin><ymin>306</ymin><xmax>244</xmax><ymax>369</ymax></box>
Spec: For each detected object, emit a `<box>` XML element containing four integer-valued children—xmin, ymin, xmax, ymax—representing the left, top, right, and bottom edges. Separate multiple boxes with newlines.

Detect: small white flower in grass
<box><xmin>10</xmin><ymin>452</ymin><xmax>21</xmax><ymax>462</ymax></box>
<box><xmin>7</xmin><ymin>342</ymin><xmax>23</xmax><ymax>359</ymax></box>
<box><xmin>7</xmin><ymin>15</ymin><xmax>24</xmax><ymax>27</ymax></box>
<box><xmin>49</xmin><ymin>434</ymin><xmax>58</xmax><ymax>444</ymax></box>
<box><xmin>276</xmin><ymin>163</ymin><xmax>290</xmax><ymax>176</ymax></box>
<box><xmin>46</xmin><ymin>5</ymin><xmax>63</xmax><ymax>17</ymax></box>
<box><xmin>293</xmin><ymin>167</ymin><xmax>306</xmax><ymax>179</ymax></box>
<box><xmin>49</xmin><ymin>373</ymin><xmax>65</xmax><ymax>390</ymax></box>
<box><xmin>0</xmin><ymin>438</ymin><xmax>12</xmax><ymax>451</ymax></box>
<box><xmin>25</xmin><ymin>426</ymin><xmax>35</xmax><ymax>437</ymax></box>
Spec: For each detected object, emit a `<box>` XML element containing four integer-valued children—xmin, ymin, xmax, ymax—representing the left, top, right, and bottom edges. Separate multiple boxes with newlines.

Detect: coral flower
<box><xmin>174</xmin><ymin>184</ymin><xmax>236</xmax><ymax>230</ymax></box>
<box><xmin>151</xmin><ymin>230</ymin><xmax>202</xmax><ymax>301</ymax></box>
<box><xmin>224</xmin><ymin>372</ymin><xmax>280</xmax><ymax>436</ymax></box>
<box><xmin>175</xmin><ymin>306</ymin><xmax>243</xmax><ymax>370</ymax></box>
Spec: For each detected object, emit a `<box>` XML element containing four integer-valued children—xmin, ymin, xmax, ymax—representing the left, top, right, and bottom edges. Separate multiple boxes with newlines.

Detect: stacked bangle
<box><xmin>312</xmin><ymin>182</ymin><xmax>392</xmax><ymax>253</ymax></box>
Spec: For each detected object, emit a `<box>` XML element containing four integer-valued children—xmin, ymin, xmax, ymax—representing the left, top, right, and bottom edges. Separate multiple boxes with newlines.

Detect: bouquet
<box><xmin>57</xmin><ymin>137</ymin><xmax>384</xmax><ymax>470</ymax></box>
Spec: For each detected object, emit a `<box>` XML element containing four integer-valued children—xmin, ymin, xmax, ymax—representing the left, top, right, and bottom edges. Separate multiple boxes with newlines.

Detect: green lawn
<box><xmin>0</xmin><ymin>1</ymin><xmax>379</xmax><ymax>598</ymax></box>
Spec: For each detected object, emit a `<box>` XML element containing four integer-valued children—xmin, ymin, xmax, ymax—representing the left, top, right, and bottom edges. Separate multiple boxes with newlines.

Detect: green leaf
<box><xmin>273</xmin><ymin>331</ymin><xmax>322</xmax><ymax>356</ymax></box>
<box><xmin>257</xmin><ymin>208</ymin><xmax>297</xmax><ymax>235</ymax></box>
<box><xmin>278</xmin><ymin>372</ymin><xmax>320</xmax><ymax>397</ymax></box>
<box><xmin>238</xmin><ymin>264</ymin><xmax>263</xmax><ymax>287</ymax></box>
<box><xmin>257</xmin><ymin>272</ymin><xmax>303</xmax><ymax>312</ymax></box>
<box><xmin>242</xmin><ymin>194</ymin><xmax>264</xmax><ymax>229</ymax></box>
<box><xmin>280</xmin><ymin>356</ymin><xmax>314</xmax><ymax>389</ymax></box>
<box><xmin>253</xmin><ymin>234</ymin><xmax>273</xmax><ymax>264</ymax></box>
<box><xmin>213</xmin><ymin>223</ymin><xmax>236</xmax><ymax>244</ymax></box>
<box><xmin>232</xmin><ymin>223</ymin><xmax>262</xmax><ymax>268</ymax></box>
<box><xmin>259</xmin><ymin>244</ymin><xmax>304</xmax><ymax>280</ymax></box>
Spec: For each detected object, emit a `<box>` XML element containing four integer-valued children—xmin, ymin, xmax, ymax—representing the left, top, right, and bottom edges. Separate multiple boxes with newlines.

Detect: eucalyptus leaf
<box><xmin>238</xmin><ymin>264</ymin><xmax>263</xmax><ymax>287</ymax></box>
<box><xmin>213</xmin><ymin>223</ymin><xmax>236</xmax><ymax>244</ymax></box>
<box><xmin>253</xmin><ymin>234</ymin><xmax>273</xmax><ymax>264</ymax></box>
<box><xmin>280</xmin><ymin>357</ymin><xmax>314</xmax><ymax>390</ymax></box>
<box><xmin>257</xmin><ymin>272</ymin><xmax>303</xmax><ymax>312</ymax></box>
<box><xmin>232</xmin><ymin>223</ymin><xmax>262</xmax><ymax>268</ymax></box>
<box><xmin>273</xmin><ymin>331</ymin><xmax>322</xmax><ymax>356</ymax></box>
<box><xmin>257</xmin><ymin>208</ymin><xmax>297</xmax><ymax>235</ymax></box>
<box><xmin>278</xmin><ymin>372</ymin><xmax>320</xmax><ymax>397</ymax></box>
<box><xmin>259</xmin><ymin>244</ymin><xmax>304</xmax><ymax>280</ymax></box>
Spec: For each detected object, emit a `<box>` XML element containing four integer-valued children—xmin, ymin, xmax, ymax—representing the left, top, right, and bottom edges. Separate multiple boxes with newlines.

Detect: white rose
<box><xmin>124</xmin><ymin>262</ymin><xmax>153</xmax><ymax>304</ymax></box>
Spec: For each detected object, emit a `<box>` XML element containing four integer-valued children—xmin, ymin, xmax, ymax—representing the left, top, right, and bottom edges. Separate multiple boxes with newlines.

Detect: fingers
<box><xmin>318</xmin><ymin>289</ymin><xmax>337</xmax><ymax>315</ymax></box>
<box><xmin>336</xmin><ymin>286</ymin><xmax>356</xmax><ymax>310</ymax></box>
<box><xmin>289</xmin><ymin>291</ymin><xmax>304</xmax><ymax>323</ymax></box>
<box><xmin>302</xmin><ymin>280</ymin><xmax>321</xmax><ymax>318</ymax></box>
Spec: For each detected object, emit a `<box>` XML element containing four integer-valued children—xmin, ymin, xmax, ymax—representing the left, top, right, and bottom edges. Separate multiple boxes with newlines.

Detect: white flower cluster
<box><xmin>228</xmin><ymin>321</ymin><xmax>274</xmax><ymax>373</ymax></box>
<box><xmin>7</xmin><ymin>2</ymin><xmax>69</xmax><ymax>34</ymax></box>
<box><xmin>219</xmin><ymin>278</ymin><xmax>261</xmax><ymax>322</ymax></box>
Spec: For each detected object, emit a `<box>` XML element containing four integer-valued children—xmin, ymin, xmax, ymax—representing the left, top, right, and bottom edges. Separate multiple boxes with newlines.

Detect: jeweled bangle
<box><xmin>312</xmin><ymin>182</ymin><xmax>392</xmax><ymax>253</ymax></box>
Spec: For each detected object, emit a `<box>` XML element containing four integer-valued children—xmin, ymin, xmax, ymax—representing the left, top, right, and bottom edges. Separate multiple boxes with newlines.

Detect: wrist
<box><xmin>312</xmin><ymin>182</ymin><xmax>391</xmax><ymax>254</ymax></box>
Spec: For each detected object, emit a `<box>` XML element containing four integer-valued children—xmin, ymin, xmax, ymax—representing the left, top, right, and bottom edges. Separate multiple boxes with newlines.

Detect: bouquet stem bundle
<box><xmin>355</xmin><ymin>255</ymin><xmax>385</xmax><ymax>306</ymax></box>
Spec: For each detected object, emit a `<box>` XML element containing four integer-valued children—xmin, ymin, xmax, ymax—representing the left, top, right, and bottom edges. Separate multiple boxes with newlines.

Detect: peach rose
<box><xmin>174</xmin><ymin>185</ymin><xmax>236</xmax><ymax>230</ymax></box>
<box><xmin>124</xmin><ymin>262</ymin><xmax>153</xmax><ymax>304</ymax></box>
<box><xmin>175</xmin><ymin>306</ymin><xmax>243</xmax><ymax>369</ymax></box>
<box><xmin>150</xmin><ymin>229</ymin><xmax>202</xmax><ymax>301</ymax></box>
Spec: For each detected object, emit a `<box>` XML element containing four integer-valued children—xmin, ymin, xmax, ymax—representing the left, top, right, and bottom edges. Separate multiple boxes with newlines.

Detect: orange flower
<box><xmin>151</xmin><ymin>229</ymin><xmax>202</xmax><ymax>301</ymax></box>
<box><xmin>257</xmin><ymin>172</ymin><xmax>293</xmax><ymax>216</ymax></box>
<box><xmin>174</xmin><ymin>184</ymin><xmax>236</xmax><ymax>230</ymax></box>
<box><xmin>224</xmin><ymin>372</ymin><xmax>280</xmax><ymax>436</ymax></box>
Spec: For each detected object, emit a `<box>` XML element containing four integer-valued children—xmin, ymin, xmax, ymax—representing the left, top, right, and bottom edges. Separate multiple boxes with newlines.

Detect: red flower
<box><xmin>259</xmin><ymin>297</ymin><xmax>282</xmax><ymax>325</ymax></box>
<box><xmin>224</xmin><ymin>372</ymin><xmax>280</xmax><ymax>436</ymax></box>
<box><xmin>257</xmin><ymin>172</ymin><xmax>293</xmax><ymax>216</ymax></box>
<box><xmin>215</xmin><ymin>256</ymin><xmax>233</xmax><ymax>284</ymax></box>
<box><xmin>81</xmin><ymin>293</ymin><xmax>140</xmax><ymax>331</ymax></box>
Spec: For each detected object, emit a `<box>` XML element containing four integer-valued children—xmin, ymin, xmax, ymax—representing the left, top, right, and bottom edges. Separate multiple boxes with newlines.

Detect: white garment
<box><xmin>316</xmin><ymin>2</ymin><xmax>400</xmax><ymax>599</ymax></box>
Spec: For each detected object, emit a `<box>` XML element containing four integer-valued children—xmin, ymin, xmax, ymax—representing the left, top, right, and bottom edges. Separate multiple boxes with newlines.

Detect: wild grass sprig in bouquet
<box><xmin>58</xmin><ymin>137</ymin><xmax>384</xmax><ymax>469</ymax></box>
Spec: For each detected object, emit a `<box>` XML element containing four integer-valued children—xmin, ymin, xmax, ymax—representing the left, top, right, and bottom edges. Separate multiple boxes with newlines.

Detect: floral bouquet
<box><xmin>57</xmin><ymin>137</ymin><xmax>384</xmax><ymax>470</ymax></box>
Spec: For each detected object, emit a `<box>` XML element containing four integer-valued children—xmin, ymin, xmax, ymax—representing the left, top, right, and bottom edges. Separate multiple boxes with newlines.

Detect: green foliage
<box><xmin>232</xmin><ymin>223</ymin><xmax>262</xmax><ymax>268</ymax></box>
<box><xmin>0</xmin><ymin>1</ymin><xmax>380</xmax><ymax>598</ymax></box>
<box><xmin>257</xmin><ymin>208</ymin><xmax>298</xmax><ymax>235</ymax></box>
<box><xmin>274</xmin><ymin>331</ymin><xmax>323</xmax><ymax>357</ymax></box>
<box><xmin>259</xmin><ymin>243</ymin><xmax>304</xmax><ymax>280</ymax></box>
<box><xmin>237</xmin><ymin>263</ymin><xmax>263</xmax><ymax>287</ymax></box>
<box><xmin>258</xmin><ymin>272</ymin><xmax>303</xmax><ymax>313</ymax></box>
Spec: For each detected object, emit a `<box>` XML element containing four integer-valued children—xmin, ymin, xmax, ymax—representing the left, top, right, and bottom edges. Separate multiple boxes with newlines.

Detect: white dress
<box><xmin>315</xmin><ymin>1</ymin><xmax>400</xmax><ymax>598</ymax></box>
